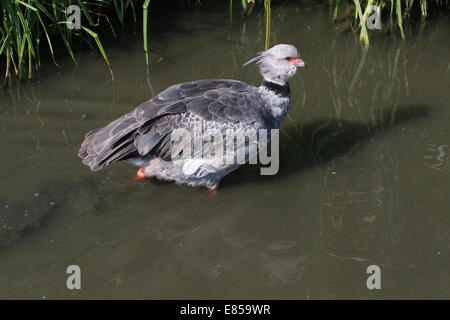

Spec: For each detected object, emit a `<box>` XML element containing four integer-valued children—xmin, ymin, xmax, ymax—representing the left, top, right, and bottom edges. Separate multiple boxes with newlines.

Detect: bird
<box><xmin>78</xmin><ymin>44</ymin><xmax>305</xmax><ymax>191</ymax></box>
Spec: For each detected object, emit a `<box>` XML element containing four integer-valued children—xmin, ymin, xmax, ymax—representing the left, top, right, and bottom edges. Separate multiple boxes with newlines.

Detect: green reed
<box><xmin>0</xmin><ymin>0</ymin><xmax>139</xmax><ymax>86</ymax></box>
<box><xmin>241</xmin><ymin>0</ymin><xmax>448</xmax><ymax>48</ymax></box>
<box><xmin>264</xmin><ymin>0</ymin><xmax>271</xmax><ymax>50</ymax></box>
<box><xmin>1</xmin><ymin>0</ymin><xmax>448</xmax><ymax>87</ymax></box>
<box><xmin>333</xmin><ymin>0</ymin><xmax>448</xmax><ymax>47</ymax></box>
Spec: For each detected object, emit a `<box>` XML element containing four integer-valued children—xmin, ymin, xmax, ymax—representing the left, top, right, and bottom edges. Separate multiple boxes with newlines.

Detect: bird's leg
<box><xmin>207</xmin><ymin>188</ymin><xmax>220</xmax><ymax>197</ymax></box>
<box><xmin>133</xmin><ymin>168</ymin><xmax>146</xmax><ymax>180</ymax></box>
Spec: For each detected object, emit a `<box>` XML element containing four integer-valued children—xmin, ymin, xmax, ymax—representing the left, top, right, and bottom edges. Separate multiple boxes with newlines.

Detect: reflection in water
<box><xmin>0</xmin><ymin>1</ymin><xmax>449</xmax><ymax>299</ymax></box>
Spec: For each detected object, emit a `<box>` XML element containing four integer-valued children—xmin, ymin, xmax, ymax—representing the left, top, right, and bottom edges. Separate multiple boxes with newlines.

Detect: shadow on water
<box><xmin>0</xmin><ymin>104</ymin><xmax>432</xmax><ymax>248</ymax></box>
<box><xmin>0</xmin><ymin>178</ymin><xmax>100</xmax><ymax>248</ymax></box>
<box><xmin>223</xmin><ymin>104</ymin><xmax>432</xmax><ymax>186</ymax></box>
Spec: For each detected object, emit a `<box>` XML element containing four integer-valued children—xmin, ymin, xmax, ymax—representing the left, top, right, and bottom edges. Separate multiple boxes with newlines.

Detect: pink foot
<box><xmin>133</xmin><ymin>168</ymin><xmax>146</xmax><ymax>180</ymax></box>
<box><xmin>207</xmin><ymin>189</ymin><xmax>219</xmax><ymax>197</ymax></box>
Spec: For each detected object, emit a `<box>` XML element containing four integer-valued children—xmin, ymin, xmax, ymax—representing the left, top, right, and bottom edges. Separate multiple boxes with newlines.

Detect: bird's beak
<box><xmin>294</xmin><ymin>58</ymin><xmax>305</xmax><ymax>68</ymax></box>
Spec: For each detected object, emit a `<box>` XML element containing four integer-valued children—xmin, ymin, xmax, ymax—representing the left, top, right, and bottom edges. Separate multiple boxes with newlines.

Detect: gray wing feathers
<box><xmin>78</xmin><ymin>80</ymin><xmax>265</xmax><ymax>171</ymax></box>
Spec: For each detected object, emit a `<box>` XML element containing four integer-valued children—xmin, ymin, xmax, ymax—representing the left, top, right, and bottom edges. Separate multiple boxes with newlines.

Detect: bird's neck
<box><xmin>259</xmin><ymin>81</ymin><xmax>291</xmax><ymax>128</ymax></box>
<box><xmin>261</xmin><ymin>80</ymin><xmax>290</xmax><ymax>98</ymax></box>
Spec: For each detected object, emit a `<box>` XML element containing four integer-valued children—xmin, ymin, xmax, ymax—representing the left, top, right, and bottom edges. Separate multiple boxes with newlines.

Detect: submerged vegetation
<box><xmin>0</xmin><ymin>0</ymin><xmax>448</xmax><ymax>86</ymax></box>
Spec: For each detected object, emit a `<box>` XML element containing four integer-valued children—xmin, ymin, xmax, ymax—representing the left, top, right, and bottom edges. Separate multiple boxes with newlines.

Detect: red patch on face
<box><xmin>286</xmin><ymin>57</ymin><xmax>305</xmax><ymax>67</ymax></box>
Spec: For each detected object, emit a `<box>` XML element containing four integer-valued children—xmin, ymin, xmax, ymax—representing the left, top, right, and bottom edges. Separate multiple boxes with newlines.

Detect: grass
<box><xmin>264</xmin><ymin>0</ymin><xmax>271</xmax><ymax>50</ymax></box>
<box><xmin>0</xmin><ymin>0</ymin><xmax>138</xmax><ymax>86</ymax></box>
<box><xmin>143</xmin><ymin>0</ymin><xmax>151</xmax><ymax>65</ymax></box>
<box><xmin>333</xmin><ymin>0</ymin><xmax>449</xmax><ymax>47</ymax></box>
<box><xmin>238</xmin><ymin>0</ymin><xmax>448</xmax><ymax>50</ymax></box>
<box><xmin>1</xmin><ymin>0</ymin><xmax>448</xmax><ymax>87</ymax></box>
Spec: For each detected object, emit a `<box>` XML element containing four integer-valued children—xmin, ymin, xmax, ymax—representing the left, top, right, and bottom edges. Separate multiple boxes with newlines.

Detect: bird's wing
<box><xmin>78</xmin><ymin>79</ymin><xmax>267</xmax><ymax>171</ymax></box>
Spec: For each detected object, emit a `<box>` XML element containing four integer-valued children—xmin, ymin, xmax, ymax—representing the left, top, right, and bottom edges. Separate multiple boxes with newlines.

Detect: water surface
<box><xmin>1</xmin><ymin>2</ymin><xmax>449</xmax><ymax>299</ymax></box>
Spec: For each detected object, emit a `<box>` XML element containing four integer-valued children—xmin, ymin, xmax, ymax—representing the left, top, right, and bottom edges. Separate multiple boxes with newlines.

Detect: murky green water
<box><xmin>1</xmin><ymin>2</ymin><xmax>449</xmax><ymax>299</ymax></box>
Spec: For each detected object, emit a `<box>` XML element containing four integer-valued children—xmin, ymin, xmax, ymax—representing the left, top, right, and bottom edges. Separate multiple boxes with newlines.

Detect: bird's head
<box><xmin>244</xmin><ymin>44</ymin><xmax>305</xmax><ymax>85</ymax></box>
